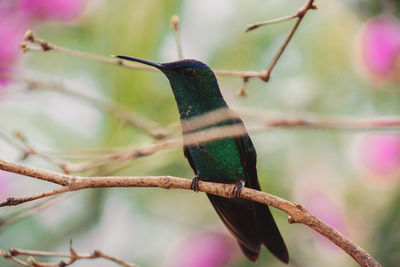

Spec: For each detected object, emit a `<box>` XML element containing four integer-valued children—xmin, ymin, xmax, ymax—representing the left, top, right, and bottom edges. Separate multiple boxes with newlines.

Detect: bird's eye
<box><xmin>182</xmin><ymin>67</ymin><xmax>196</xmax><ymax>75</ymax></box>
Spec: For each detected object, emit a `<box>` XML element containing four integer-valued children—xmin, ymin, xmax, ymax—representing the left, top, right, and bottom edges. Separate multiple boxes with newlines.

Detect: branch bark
<box><xmin>246</xmin><ymin>0</ymin><xmax>317</xmax><ymax>81</ymax></box>
<box><xmin>20</xmin><ymin>24</ymin><xmax>313</xmax><ymax>83</ymax></box>
<box><xmin>0</xmin><ymin>158</ymin><xmax>381</xmax><ymax>267</ymax></box>
<box><xmin>0</xmin><ymin>240</ymin><xmax>137</xmax><ymax>267</ymax></box>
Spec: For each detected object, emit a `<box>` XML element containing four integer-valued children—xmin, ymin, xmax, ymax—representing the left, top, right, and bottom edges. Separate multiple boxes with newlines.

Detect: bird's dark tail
<box><xmin>254</xmin><ymin>201</ymin><xmax>289</xmax><ymax>263</ymax></box>
<box><xmin>207</xmin><ymin>194</ymin><xmax>288</xmax><ymax>263</ymax></box>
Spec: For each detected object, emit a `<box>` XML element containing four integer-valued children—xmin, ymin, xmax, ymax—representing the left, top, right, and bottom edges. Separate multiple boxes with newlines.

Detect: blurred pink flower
<box><xmin>360</xmin><ymin>16</ymin><xmax>400</xmax><ymax>80</ymax></box>
<box><xmin>20</xmin><ymin>0</ymin><xmax>86</xmax><ymax>21</ymax></box>
<box><xmin>0</xmin><ymin>13</ymin><xmax>28</xmax><ymax>85</ymax></box>
<box><xmin>0</xmin><ymin>0</ymin><xmax>87</xmax><ymax>86</ymax></box>
<box><xmin>167</xmin><ymin>231</ymin><xmax>237</xmax><ymax>267</ymax></box>
<box><xmin>360</xmin><ymin>134</ymin><xmax>400</xmax><ymax>174</ymax></box>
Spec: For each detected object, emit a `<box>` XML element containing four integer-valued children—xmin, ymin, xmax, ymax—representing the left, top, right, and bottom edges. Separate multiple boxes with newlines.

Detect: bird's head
<box><xmin>114</xmin><ymin>55</ymin><xmax>226</xmax><ymax>119</ymax></box>
<box><xmin>115</xmin><ymin>55</ymin><xmax>216</xmax><ymax>86</ymax></box>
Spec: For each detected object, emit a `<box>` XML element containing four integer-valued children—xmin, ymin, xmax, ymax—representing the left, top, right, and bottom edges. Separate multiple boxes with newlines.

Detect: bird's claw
<box><xmin>191</xmin><ymin>176</ymin><xmax>200</xmax><ymax>192</ymax></box>
<box><xmin>232</xmin><ymin>179</ymin><xmax>245</xmax><ymax>198</ymax></box>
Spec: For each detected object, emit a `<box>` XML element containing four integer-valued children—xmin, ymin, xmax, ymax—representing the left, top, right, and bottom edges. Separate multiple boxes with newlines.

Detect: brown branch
<box><xmin>2</xmin><ymin>187</ymin><xmax>72</xmax><ymax>207</ymax></box>
<box><xmin>236</xmin><ymin>77</ymin><xmax>249</xmax><ymax>96</ymax></box>
<box><xmin>2</xmin><ymin>108</ymin><xmax>399</xmax><ymax>174</ymax></box>
<box><xmin>22</xmin><ymin>30</ymin><xmax>156</xmax><ymax>72</ymax></box>
<box><xmin>0</xmin><ymin>159</ymin><xmax>382</xmax><ymax>267</ymax></box>
<box><xmin>246</xmin><ymin>0</ymin><xmax>317</xmax><ymax>32</ymax></box>
<box><xmin>0</xmin><ymin>240</ymin><xmax>137</xmax><ymax>267</ymax></box>
<box><xmin>246</xmin><ymin>0</ymin><xmax>317</xmax><ymax>82</ymax></box>
<box><xmin>81</xmin><ymin>110</ymin><xmax>400</xmax><ymax>174</ymax></box>
<box><xmin>0</xmin><ymin>129</ymin><xmax>81</xmax><ymax>174</ymax></box>
<box><xmin>54</xmin><ymin>138</ymin><xmax>179</xmax><ymax>174</ymax></box>
<box><xmin>18</xmin><ymin>30</ymin><xmax>291</xmax><ymax>83</ymax></box>
<box><xmin>245</xmin><ymin>14</ymin><xmax>298</xmax><ymax>32</ymax></box>
<box><xmin>0</xmin><ymin>126</ymin><xmax>179</xmax><ymax>174</ymax></box>
<box><xmin>19</xmin><ymin>1</ymin><xmax>316</xmax><ymax>86</ymax></box>
<box><xmin>21</xmin><ymin>30</ymin><xmax>262</xmax><ymax>80</ymax></box>
<box><xmin>0</xmin><ymin>250</ymin><xmax>29</xmax><ymax>266</ymax></box>
<box><xmin>237</xmin><ymin>108</ymin><xmax>400</xmax><ymax>130</ymax></box>
<box><xmin>213</xmin><ymin>69</ymin><xmax>263</xmax><ymax>78</ymax></box>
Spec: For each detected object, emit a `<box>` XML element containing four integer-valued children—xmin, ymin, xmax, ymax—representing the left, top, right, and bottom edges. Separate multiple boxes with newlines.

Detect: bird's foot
<box><xmin>191</xmin><ymin>176</ymin><xmax>200</xmax><ymax>192</ymax></box>
<box><xmin>232</xmin><ymin>179</ymin><xmax>245</xmax><ymax>198</ymax></box>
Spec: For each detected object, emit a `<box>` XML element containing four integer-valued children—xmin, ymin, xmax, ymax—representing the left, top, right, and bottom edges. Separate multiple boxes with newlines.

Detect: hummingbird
<box><xmin>115</xmin><ymin>55</ymin><xmax>289</xmax><ymax>263</ymax></box>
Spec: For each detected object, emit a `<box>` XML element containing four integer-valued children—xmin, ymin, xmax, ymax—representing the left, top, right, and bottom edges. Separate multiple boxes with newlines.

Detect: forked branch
<box><xmin>20</xmin><ymin>0</ymin><xmax>316</xmax><ymax>86</ymax></box>
<box><xmin>246</xmin><ymin>0</ymin><xmax>317</xmax><ymax>81</ymax></box>
<box><xmin>0</xmin><ymin>240</ymin><xmax>136</xmax><ymax>267</ymax></box>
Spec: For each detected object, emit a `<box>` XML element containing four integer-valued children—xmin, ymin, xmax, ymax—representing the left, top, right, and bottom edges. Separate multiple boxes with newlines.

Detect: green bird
<box><xmin>115</xmin><ymin>55</ymin><xmax>289</xmax><ymax>263</ymax></box>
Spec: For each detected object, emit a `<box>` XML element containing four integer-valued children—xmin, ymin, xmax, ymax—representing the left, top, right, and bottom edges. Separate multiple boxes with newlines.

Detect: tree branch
<box><xmin>245</xmin><ymin>0</ymin><xmax>317</xmax><ymax>32</ymax></box>
<box><xmin>17</xmin><ymin>1</ymin><xmax>316</xmax><ymax>87</ymax></box>
<box><xmin>0</xmin><ymin>159</ymin><xmax>382</xmax><ymax>267</ymax></box>
<box><xmin>0</xmin><ymin>240</ymin><xmax>137</xmax><ymax>267</ymax></box>
<box><xmin>2</xmin><ymin>108</ymin><xmax>399</xmax><ymax>174</ymax></box>
<box><xmin>20</xmin><ymin>30</ymin><xmax>263</xmax><ymax>80</ymax></box>
<box><xmin>245</xmin><ymin>14</ymin><xmax>298</xmax><ymax>31</ymax></box>
<box><xmin>246</xmin><ymin>0</ymin><xmax>317</xmax><ymax>82</ymax></box>
<box><xmin>18</xmin><ymin>28</ymin><xmax>300</xmax><ymax>83</ymax></box>
<box><xmin>238</xmin><ymin>108</ymin><xmax>400</xmax><ymax>131</ymax></box>
<box><xmin>21</xmin><ymin>30</ymin><xmax>157</xmax><ymax>72</ymax></box>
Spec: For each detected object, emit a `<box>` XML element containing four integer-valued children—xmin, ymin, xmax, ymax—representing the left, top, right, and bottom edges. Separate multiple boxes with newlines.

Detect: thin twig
<box><xmin>12</xmin><ymin>130</ymin><xmax>71</xmax><ymax>173</ymax></box>
<box><xmin>2</xmin><ymin>108</ymin><xmax>400</xmax><ymax>174</ymax></box>
<box><xmin>22</xmin><ymin>30</ymin><xmax>156</xmax><ymax>72</ymax></box>
<box><xmin>1</xmin><ymin>187</ymin><xmax>72</xmax><ymax>207</ymax></box>
<box><xmin>245</xmin><ymin>13</ymin><xmax>298</xmax><ymax>32</ymax></box>
<box><xmin>1</xmin><ymin>73</ymin><xmax>170</xmax><ymax>140</ymax></box>
<box><xmin>22</xmin><ymin>30</ymin><xmax>262</xmax><ymax>79</ymax></box>
<box><xmin>246</xmin><ymin>0</ymin><xmax>317</xmax><ymax>82</ymax></box>
<box><xmin>0</xmin><ymin>195</ymin><xmax>67</xmax><ymax>231</ymax></box>
<box><xmin>0</xmin><ymin>250</ymin><xmax>29</xmax><ymax>266</ymax></box>
<box><xmin>19</xmin><ymin>1</ymin><xmax>315</xmax><ymax>85</ymax></box>
<box><xmin>18</xmin><ymin>30</ymin><xmax>277</xmax><ymax>83</ymax></box>
<box><xmin>236</xmin><ymin>77</ymin><xmax>249</xmax><ymax>96</ymax></box>
<box><xmin>106</xmin><ymin>110</ymin><xmax>400</xmax><ymax>174</ymax></box>
<box><xmin>213</xmin><ymin>69</ymin><xmax>263</xmax><ymax>78</ymax></box>
<box><xmin>171</xmin><ymin>15</ymin><xmax>183</xmax><ymax>59</ymax></box>
<box><xmin>0</xmin><ymin>240</ymin><xmax>137</xmax><ymax>267</ymax></box>
<box><xmin>238</xmin><ymin>108</ymin><xmax>400</xmax><ymax>130</ymax></box>
<box><xmin>63</xmin><ymin>138</ymin><xmax>179</xmax><ymax>173</ymax></box>
<box><xmin>0</xmin><ymin>159</ymin><xmax>381</xmax><ymax>267</ymax></box>
<box><xmin>0</xmin><ymin>129</ymin><xmax>26</xmax><ymax>152</ymax></box>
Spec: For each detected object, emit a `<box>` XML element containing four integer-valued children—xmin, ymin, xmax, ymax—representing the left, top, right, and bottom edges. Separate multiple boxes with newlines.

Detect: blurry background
<box><xmin>1</xmin><ymin>0</ymin><xmax>400</xmax><ymax>266</ymax></box>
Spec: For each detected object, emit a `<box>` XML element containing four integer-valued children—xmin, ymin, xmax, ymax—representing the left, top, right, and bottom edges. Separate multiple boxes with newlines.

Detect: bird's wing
<box><xmin>183</xmin><ymin>146</ymin><xmax>197</xmax><ymax>174</ymax></box>
<box><xmin>235</xmin><ymin>132</ymin><xmax>289</xmax><ymax>263</ymax></box>
<box><xmin>183</xmin><ymin>138</ymin><xmax>262</xmax><ymax>261</ymax></box>
<box><xmin>183</xmin><ymin>121</ymin><xmax>288</xmax><ymax>263</ymax></box>
<box><xmin>234</xmin><ymin>131</ymin><xmax>260</xmax><ymax>190</ymax></box>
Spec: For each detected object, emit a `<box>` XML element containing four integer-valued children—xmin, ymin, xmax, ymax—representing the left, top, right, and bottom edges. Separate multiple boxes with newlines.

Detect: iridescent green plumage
<box><xmin>116</xmin><ymin>55</ymin><xmax>289</xmax><ymax>263</ymax></box>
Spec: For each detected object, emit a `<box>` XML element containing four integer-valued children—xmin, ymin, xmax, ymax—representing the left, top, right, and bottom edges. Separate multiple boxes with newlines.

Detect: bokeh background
<box><xmin>1</xmin><ymin>0</ymin><xmax>400</xmax><ymax>266</ymax></box>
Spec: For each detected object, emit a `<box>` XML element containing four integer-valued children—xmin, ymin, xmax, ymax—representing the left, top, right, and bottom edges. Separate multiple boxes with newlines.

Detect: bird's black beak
<box><xmin>114</xmin><ymin>55</ymin><xmax>164</xmax><ymax>70</ymax></box>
